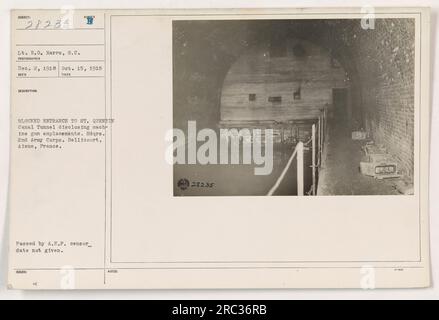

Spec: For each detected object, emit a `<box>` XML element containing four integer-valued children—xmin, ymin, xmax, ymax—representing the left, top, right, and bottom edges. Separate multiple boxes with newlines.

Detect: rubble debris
<box><xmin>393</xmin><ymin>179</ymin><xmax>414</xmax><ymax>195</ymax></box>
<box><xmin>359</xmin><ymin>142</ymin><xmax>401</xmax><ymax>179</ymax></box>
<box><xmin>352</xmin><ymin>130</ymin><xmax>368</xmax><ymax>140</ymax></box>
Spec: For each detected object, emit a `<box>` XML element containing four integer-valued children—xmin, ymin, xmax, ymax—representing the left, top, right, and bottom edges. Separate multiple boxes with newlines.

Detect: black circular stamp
<box><xmin>177</xmin><ymin>178</ymin><xmax>190</xmax><ymax>190</ymax></box>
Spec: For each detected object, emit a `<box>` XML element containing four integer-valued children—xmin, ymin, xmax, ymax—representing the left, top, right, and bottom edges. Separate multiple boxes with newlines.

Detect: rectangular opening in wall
<box><xmin>268</xmin><ymin>96</ymin><xmax>282</xmax><ymax>103</ymax></box>
<box><xmin>294</xmin><ymin>87</ymin><xmax>301</xmax><ymax>100</ymax></box>
<box><xmin>332</xmin><ymin>88</ymin><xmax>348</xmax><ymax>119</ymax></box>
<box><xmin>249</xmin><ymin>93</ymin><xmax>256</xmax><ymax>101</ymax></box>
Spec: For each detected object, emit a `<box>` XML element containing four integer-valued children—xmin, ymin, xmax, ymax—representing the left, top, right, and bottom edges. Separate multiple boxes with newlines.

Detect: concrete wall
<box><xmin>220</xmin><ymin>39</ymin><xmax>348</xmax><ymax>122</ymax></box>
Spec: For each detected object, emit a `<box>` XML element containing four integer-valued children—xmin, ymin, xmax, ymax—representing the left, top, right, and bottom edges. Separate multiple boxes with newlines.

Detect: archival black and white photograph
<box><xmin>4</xmin><ymin>6</ymin><xmax>432</xmax><ymax>292</ymax></box>
<box><xmin>172</xmin><ymin>18</ymin><xmax>416</xmax><ymax>196</ymax></box>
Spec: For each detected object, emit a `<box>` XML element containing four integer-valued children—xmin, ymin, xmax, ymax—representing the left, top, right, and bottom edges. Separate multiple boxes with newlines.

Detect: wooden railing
<box><xmin>267</xmin><ymin>108</ymin><xmax>327</xmax><ymax>196</ymax></box>
<box><xmin>267</xmin><ymin>141</ymin><xmax>304</xmax><ymax>196</ymax></box>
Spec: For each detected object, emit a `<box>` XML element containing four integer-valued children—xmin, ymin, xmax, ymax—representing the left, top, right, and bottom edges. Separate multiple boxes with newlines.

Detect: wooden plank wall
<box><xmin>220</xmin><ymin>39</ymin><xmax>349</xmax><ymax>122</ymax></box>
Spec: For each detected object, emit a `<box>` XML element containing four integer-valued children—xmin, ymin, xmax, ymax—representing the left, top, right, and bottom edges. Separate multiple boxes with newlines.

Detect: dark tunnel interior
<box><xmin>172</xmin><ymin>19</ymin><xmax>415</xmax><ymax>196</ymax></box>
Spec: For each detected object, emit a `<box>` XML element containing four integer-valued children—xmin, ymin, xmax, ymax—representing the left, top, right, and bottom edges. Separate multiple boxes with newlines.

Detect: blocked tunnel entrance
<box><xmin>172</xmin><ymin>19</ymin><xmax>415</xmax><ymax>196</ymax></box>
